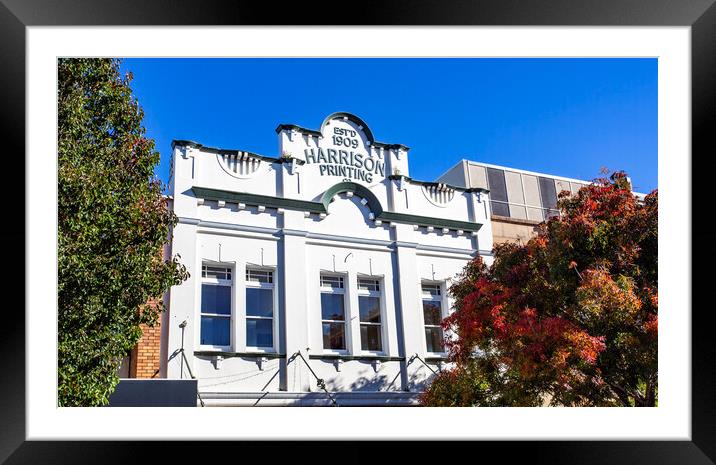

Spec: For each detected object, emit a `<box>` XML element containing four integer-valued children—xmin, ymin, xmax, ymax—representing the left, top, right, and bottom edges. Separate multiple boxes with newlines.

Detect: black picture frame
<box><xmin>3</xmin><ymin>1</ymin><xmax>714</xmax><ymax>463</ymax></box>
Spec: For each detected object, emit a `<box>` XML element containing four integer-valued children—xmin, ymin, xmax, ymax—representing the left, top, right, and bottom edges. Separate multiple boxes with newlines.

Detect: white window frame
<box><xmin>244</xmin><ymin>267</ymin><xmax>276</xmax><ymax>352</ymax></box>
<box><xmin>357</xmin><ymin>277</ymin><xmax>385</xmax><ymax>354</ymax></box>
<box><xmin>421</xmin><ymin>281</ymin><xmax>447</xmax><ymax>356</ymax></box>
<box><xmin>199</xmin><ymin>264</ymin><xmax>234</xmax><ymax>351</ymax></box>
<box><xmin>320</xmin><ymin>273</ymin><xmax>349</xmax><ymax>354</ymax></box>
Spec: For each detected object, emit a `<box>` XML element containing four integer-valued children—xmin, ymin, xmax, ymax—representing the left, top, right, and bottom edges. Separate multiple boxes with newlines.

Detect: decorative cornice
<box><xmin>308</xmin><ymin>354</ymin><xmax>405</xmax><ymax>362</ymax></box>
<box><xmin>172</xmin><ymin>139</ymin><xmax>305</xmax><ymax>165</ymax></box>
<box><xmin>275</xmin><ymin>124</ymin><xmax>322</xmax><ymax>138</ymax></box>
<box><xmin>194</xmin><ymin>351</ymin><xmax>286</xmax><ymax>359</ymax></box>
<box><xmin>192</xmin><ymin>187</ymin><xmax>326</xmax><ymax>214</ymax></box>
<box><xmin>381</xmin><ymin>211</ymin><xmax>482</xmax><ymax>232</ymax></box>
<box><xmin>190</xmin><ymin>185</ymin><xmax>483</xmax><ymax>232</ymax></box>
<box><xmin>388</xmin><ymin>174</ymin><xmax>489</xmax><ymax>194</ymax></box>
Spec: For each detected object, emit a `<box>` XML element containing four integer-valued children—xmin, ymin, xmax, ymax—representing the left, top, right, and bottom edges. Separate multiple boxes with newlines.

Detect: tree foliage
<box><xmin>421</xmin><ymin>172</ymin><xmax>657</xmax><ymax>407</ymax></box>
<box><xmin>58</xmin><ymin>58</ymin><xmax>188</xmax><ymax>406</ymax></box>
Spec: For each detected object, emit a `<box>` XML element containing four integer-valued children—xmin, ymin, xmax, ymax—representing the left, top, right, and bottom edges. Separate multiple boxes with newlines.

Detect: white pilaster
<box><xmin>391</xmin><ymin>224</ymin><xmax>424</xmax><ymax>391</ymax></box>
<box><xmin>166</xmin><ymin>221</ymin><xmax>198</xmax><ymax>379</ymax></box>
<box><xmin>280</xmin><ymin>210</ymin><xmax>310</xmax><ymax>391</ymax></box>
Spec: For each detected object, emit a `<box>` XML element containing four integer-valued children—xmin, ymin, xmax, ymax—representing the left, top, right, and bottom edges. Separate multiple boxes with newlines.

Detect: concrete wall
<box><xmin>491</xmin><ymin>216</ymin><xmax>539</xmax><ymax>245</ymax></box>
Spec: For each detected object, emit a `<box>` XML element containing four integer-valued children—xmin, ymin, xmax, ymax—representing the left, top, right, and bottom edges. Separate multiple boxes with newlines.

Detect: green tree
<box><xmin>58</xmin><ymin>58</ymin><xmax>188</xmax><ymax>406</ymax></box>
<box><xmin>421</xmin><ymin>172</ymin><xmax>657</xmax><ymax>407</ymax></box>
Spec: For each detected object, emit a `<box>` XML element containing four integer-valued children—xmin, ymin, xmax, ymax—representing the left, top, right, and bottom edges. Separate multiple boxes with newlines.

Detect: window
<box><xmin>200</xmin><ymin>265</ymin><xmax>232</xmax><ymax>347</ymax></box>
<box><xmin>421</xmin><ymin>283</ymin><xmax>444</xmax><ymax>353</ymax></box>
<box><xmin>320</xmin><ymin>274</ymin><xmax>346</xmax><ymax>350</ymax></box>
<box><xmin>358</xmin><ymin>278</ymin><xmax>382</xmax><ymax>352</ymax></box>
<box><xmin>246</xmin><ymin>268</ymin><xmax>274</xmax><ymax>348</ymax></box>
<box><xmin>473</xmin><ymin>162</ymin><xmax>578</xmax><ymax>222</ymax></box>
<box><xmin>486</xmin><ymin>167</ymin><xmax>511</xmax><ymax>217</ymax></box>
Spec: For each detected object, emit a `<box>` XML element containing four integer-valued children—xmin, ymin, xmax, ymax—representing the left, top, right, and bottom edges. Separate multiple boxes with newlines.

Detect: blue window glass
<box><xmin>200</xmin><ymin>316</ymin><xmax>230</xmax><ymax>346</ymax></box>
<box><xmin>359</xmin><ymin>296</ymin><xmax>381</xmax><ymax>323</ymax></box>
<box><xmin>246</xmin><ymin>319</ymin><xmax>273</xmax><ymax>347</ymax></box>
<box><xmin>246</xmin><ymin>288</ymin><xmax>273</xmax><ymax>317</ymax></box>
<box><xmin>201</xmin><ymin>284</ymin><xmax>231</xmax><ymax>315</ymax></box>
<box><xmin>321</xmin><ymin>293</ymin><xmax>345</xmax><ymax>321</ymax></box>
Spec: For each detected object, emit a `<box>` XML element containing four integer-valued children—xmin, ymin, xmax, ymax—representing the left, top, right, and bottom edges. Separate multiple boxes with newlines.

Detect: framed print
<box><xmin>4</xmin><ymin>0</ymin><xmax>716</xmax><ymax>463</ymax></box>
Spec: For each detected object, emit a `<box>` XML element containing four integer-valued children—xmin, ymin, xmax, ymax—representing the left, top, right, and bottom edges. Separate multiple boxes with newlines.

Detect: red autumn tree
<box><xmin>421</xmin><ymin>172</ymin><xmax>657</xmax><ymax>407</ymax></box>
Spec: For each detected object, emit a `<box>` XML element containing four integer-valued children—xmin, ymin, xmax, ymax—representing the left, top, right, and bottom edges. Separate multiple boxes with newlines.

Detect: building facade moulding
<box><xmin>192</xmin><ymin>184</ymin><xmax>483</xmax><ymax>232</ymax></box>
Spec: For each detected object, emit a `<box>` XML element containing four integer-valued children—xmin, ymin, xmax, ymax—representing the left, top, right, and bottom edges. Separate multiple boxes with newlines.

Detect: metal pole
<box><xmin>180</xmin><ymin>323</ymin><xmax>185</xmax><ymax>380</ymax></box>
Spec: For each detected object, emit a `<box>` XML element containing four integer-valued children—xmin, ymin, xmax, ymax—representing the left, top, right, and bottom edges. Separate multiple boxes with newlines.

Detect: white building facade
<box><xmin>161</xmin><ymin>112</ymin><xmax>493</xmax><ymax>406</ymax></box>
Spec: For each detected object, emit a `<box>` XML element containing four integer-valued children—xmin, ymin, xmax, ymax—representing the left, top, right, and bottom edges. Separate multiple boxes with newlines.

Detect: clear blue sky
<box><xmin>121</xmin><ymin>58</ymin><xmax>657</xmax><ymax>193</ymax></box>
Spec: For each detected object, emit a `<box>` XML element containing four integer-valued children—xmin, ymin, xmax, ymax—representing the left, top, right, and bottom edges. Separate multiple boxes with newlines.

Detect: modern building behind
<box><xmin>438</xmin><ymin>160</ymin><xmax>594</xmax><ymax>245</ymax></box>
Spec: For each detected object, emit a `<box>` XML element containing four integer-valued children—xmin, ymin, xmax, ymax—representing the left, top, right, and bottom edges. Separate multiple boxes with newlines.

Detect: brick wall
<box><xmin>130</xmin><ymin>320</ymin><xmax>162</xmax><ymax>378</ymax></box>
<box><xmin>130</xmin><ymin>206</ymin><xmax>172</xmax><ymax>379</ymax></box>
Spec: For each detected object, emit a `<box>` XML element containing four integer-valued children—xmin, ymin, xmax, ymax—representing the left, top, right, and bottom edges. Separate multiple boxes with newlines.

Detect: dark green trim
<box><xmin>320</xmin><ymin>111</ymin><xmax>375</xmax><ymax>143</ymax></box>
<box><xmin>381</xmin><ymin>143</ymin><xmax>410</xmax><ymax>151</ymax></box>
<box><xmin>274</xmin><ymin>124</ymin><xmax>322</xmax><ymax>138</ymax></box>
<box><xmin>191</xmin><ymin>185</ymin><xmax>483</xmax><ymax>232</ymax></box>
<box><xmin>424</xmin><ymin>356</ymin><xmax>449</xmax><ymax>363</ymax></box>
<box><xmin>321</xmin><ymin>181</ymin><xmax>384</xmax><ymax>214</ymax></box>
<box><xmin>388</xmin><ymin>174</ymin><xmax>490</xmax><ymax>194</ymax></box>
<box><xmin>320</xmin><ymin>182</ymin><xmax>482</xmax><ymax>231</ymax></box>
<box><xmin>275</xmin><ymin>113</ymin><xmax>410</xmax><ymax>150</ymax></box>
<box><xmin>171</xmin><ymin>139</ymin><xmax>306</xmax><ymax>165</ymax></box>
<box><xmin>379</xmin><ymin>211</ymin><xmax>482</xmax><ymax>232</ymax></box>
<box><xmin>308</xmin><ymin>354</ymin><xmax>405</xmax><ymax>362</ymax></box>
<box><xmin>279</xmin><ymin>156</ymin><xmax>306</xmax><ymax>165</ymax></box>
<box><xmin>192</xmin><ymin>187</ymin><xmax>326</xmax><ymax>213</ymax></box>
<box><xmin>194</xmin><ymin>351</ymin><xmax>286</xmax><ymax>359</ymax></box>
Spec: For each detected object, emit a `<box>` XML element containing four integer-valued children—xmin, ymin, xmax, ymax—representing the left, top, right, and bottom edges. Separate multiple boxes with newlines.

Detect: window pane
<box><xmin>321</xmin><ymin>293</ymin><xmax>345</xmax><ymax>320</ymax></box>
<box><xmin>322</xmin><ymin>322</ymin><xmax>345</xmax><ymax>350</ymax></box>
<box><xmin>202</xmin><ymin>265</ymin><xmax>231</xmax><ymax>280</ymax></box>
<box><xmin>486</xmin><ymin>167</ymin><xmax>508</xmax><ymax>202</ymax></box>
<box><xmin>538</xmin><ymin>176</ymin><xmax>558</xmax><ymax>210</ymax></box>
<box><xmin>491</xmin><ymin>201</ymin><xmax>510</xmax><ymax>217</ymax></box>
<box><xmin>358</xmin><ymin>278</ymin><xmax>380</xmax><ymax>291</ymax></box>
<box><xmin>246</xmin><ymin>288</ymin><xmax>273</xmax><ymax>317</ymax></box>
<box><xmin>246</xmin><ymin>318</ymin><xmax>273</xmax><ymax>347</ymax></box>
<box><xmin>201</xmin><ymin>284</ymin><xmax>231</xmax><ymax>315</ymax></box>
<box><xmin>360</xmin><ymin>324</ymin><xmax>382</xmax><ymax>351</ymax></box>
<box><xmin>359</xmin><ymin>296</ymin><xmax>381</xmax><ymax>323</ymax></box>
<box><xmin>509</xmin><ymin>204</ymin><xmax>527</xmax><ymax>220</ymax></box>
<box><xmin>422</xmin><ymin>284</ymin><xmax>441</xmax><ymax>296</ymax></box>
<box><xmin>320</xmin><ymin>275</ymin><xmax>344</xmax><ymax>288</ymax></box>
<box><xmin>527</xmin><ymin>207</ymin><xmax>544</xmax><ymax>222</ymax></box>
<box><xmin>504</xmin><ymin>170</ymin><xmax>525</xmax><ymax>204</ymax></box>
<box><xmin>423</xmin><ymin>301</ymin><xmax>442</xmax><ymax>325</ymax></box>
<box><xmin>425</xmin><ymin>327</ymin><xmax>444</xmax><ymax>352</ymax></box>
<box><xmin>246</xmin><ymin>269</ymin><xmax>272</xmax><ymax>283</ymax></box>
<box><xmin>200</xmin><ymin>316</ymin><xmax>230</xmax><ymax>346</ymax></box>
